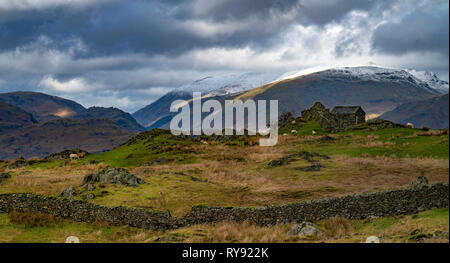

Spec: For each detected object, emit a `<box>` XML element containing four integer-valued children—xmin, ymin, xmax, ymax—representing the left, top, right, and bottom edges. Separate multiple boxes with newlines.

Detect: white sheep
<box><xmin>365</xmin><ymin>236</ymin><xmax>380</xmax><ymax>243</ymax></box>
<box><xmin>69</xmin><ymin>154</ymin><xmax>79</xmax><ymax>160</ymax></box>
<box><xmin>65</xmin><ymin>236</ymin><xmax>80</xmax><ymax>243</ymax></box>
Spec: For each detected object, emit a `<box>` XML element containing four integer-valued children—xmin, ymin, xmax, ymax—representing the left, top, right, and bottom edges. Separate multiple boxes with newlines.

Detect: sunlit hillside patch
<box><xmin>53</xmin><ymin>108</ymin><xmax>76</xmax><ymax>118</ymax></box>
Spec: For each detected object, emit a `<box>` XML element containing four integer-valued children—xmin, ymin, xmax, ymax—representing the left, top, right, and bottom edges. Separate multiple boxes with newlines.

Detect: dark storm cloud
<box><xmin>372</xmin><ymin>1</ymin><xmax>449</xmax><ymax>56</ymax></box>
<box><xmin>1</xmin><ymin>0</ymin><xmax>286</xmax><ymax>56</ymax></box>
<box><xmin>296</xmin><ymin>0</ymin><xmax>387</xmax><ymax>25</ymax></box>
<box><xmin>178</xmin><ymin>0</ymin><xmax>299</xmax><ymax>21</ymax></box>
<box><xmin>0</xmin><ymin>0</ymin><xmax>396</xmax><ymax>56</ymax></box>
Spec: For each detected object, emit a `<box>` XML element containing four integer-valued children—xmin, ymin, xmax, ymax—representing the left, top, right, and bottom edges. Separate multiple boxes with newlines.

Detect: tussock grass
<box><xmin>9</xmin><ymin>211</ymin><xmax>57</xmax><ymax>228</ymax></box>
<box><xmin>321</xmin><ymin>217</ymin><xmax>355</xmax><ymax>239</ymax></box>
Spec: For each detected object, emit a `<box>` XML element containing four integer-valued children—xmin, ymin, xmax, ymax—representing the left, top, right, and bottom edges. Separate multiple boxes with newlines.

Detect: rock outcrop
<box><xmin>288</xmin><ymin>222</ymin><xmax>323</xmax><ymax>237</ymax></box>
<box><xmin>0</xmin><ymin>172</ymin><xmax>11</xmax><ymax>179</ymax></box>
<box><xmin>60</xmin><ymin>186</ymin><xmax>77</xmax><ymax>198</ymax></box>
<box><xmin>82</xmin><ymin>167</ymin><xmax>145</xmax><ymax>187</ymax></box>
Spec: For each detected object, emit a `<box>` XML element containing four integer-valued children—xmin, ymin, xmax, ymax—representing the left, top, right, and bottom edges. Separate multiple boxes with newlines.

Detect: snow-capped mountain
<box><xmin>133</xmin><ymin>66</ymin><xmax>448</xmax><ymax>129</ymax></box>
<box><xmin>133</xmin><ymin>72</ymin><xmax>281</xmax><ymax>128</ymax></box>
<box><xmin>278</xmin><ymin>66</ymin><xmax>447</xmax><ymax>94</ymax></box>
<box><xmin>405</xmin><ymin>69</ymin><xmax>449</xmax><ymax>94</ymax></box>
<box><xmin>173</xmin><ymin>72</ymin><xmax>282</xmax><ymax>96</ymax></box>
<box><xmin>170</xmin><ymin>66</ymin><xmax>448</xmax><ymax>97</ymax></box>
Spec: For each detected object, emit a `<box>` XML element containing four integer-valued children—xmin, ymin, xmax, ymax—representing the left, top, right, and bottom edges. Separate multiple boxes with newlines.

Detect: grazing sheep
<box><xmin>65</xmin><ymin>236</ymin><xmax>80</xmax><ymax>243</ymax></box>
<box><xmin>291</xmin><ymin>130</ymin><xmax>297</xmax><ymax>134</ymax></box>
<box><xmin>406</xmin><ymin>122</ymin><xmax>414</xmax><ymax>128</ymax></box>
<box><xmin>312</xmin><ymin>130</ymin><xmax>316</xmax><ymax>135</ymax></box>
<box><xmin>365</xmin><ymin>236</ymin><xmax>380</xmax><ymax>243</ymax></box>
<box><xmin>69</xmin><ymin>154</ymin><xmax>79</xmax><ymax>160</ymax></box>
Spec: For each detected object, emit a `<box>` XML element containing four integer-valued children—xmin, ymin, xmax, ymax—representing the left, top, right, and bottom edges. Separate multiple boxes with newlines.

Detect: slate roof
<box><xmin>331</xmin><ymin>106</ymin><xmax>363</xmax><ymax>114</ymax></box>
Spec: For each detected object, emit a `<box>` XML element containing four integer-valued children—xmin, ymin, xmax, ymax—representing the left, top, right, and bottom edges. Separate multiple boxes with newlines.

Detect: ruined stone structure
<box><xmin>301</xmin><ymin>102</ymin><xmax>366</xmax><ymax>131</ymax></box>
<box><xmin>331</xmin><ymin>106</ymin><xmax>366</xmax><ymax>130</ymax></box>
<box><xmin>301</xmin><ymin>102</ymin><xmax>335</xmax><ymax>131</ymax></box>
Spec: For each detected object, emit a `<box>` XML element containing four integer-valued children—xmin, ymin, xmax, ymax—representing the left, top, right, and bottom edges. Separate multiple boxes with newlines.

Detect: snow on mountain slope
<box><xmin>276</xmin><ymin>66</ymin><xmax>447</xmax><ymax>94</ymax></box>
<box><xmin>405</xmin><ymin>69</ymin><xmax>449</xmax><ymax>94</ymax></box>
<box><xmin>173</xmin><ymin>72</ymin><xmax>282</xmax><ymax>96</ymax></box>
<box><xmin>171</xmin><ymin>66</ymin><xmax>447</xmax><ymax>98</ymax></box>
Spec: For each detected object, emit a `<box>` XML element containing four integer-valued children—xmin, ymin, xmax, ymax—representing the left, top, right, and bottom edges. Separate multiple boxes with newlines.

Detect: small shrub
<box><xmin>8</xmin><ymin>211</ymin><xmax>57</xmax><ymax>227</ymax></box>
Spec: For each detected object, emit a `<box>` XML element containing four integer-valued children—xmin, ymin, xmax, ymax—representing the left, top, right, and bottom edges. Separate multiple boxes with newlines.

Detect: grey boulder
<box><xmin>60</xmin><ymin>186</ymin><xmax>77</xmax><ymax>198</ymax></box>
<box><xmin>85</xmin><ymin>193</ymin><xmax>95</xmax><ymax>200</ymax></box>
<box><xmin>408</xmin><ymin>175</ymin><xmax>429</xmax><ymax>190</ymax></box>
<box><xmin>288</xmin><ymin>222</ymin><xmax>323</xmax><ymax>237</ymax></box>
<box><xmin>0</xmin><ymin>172</ymin><xmax>11</xmax><ymax>179</ymax></box>
<box><xmin>82</xmin><ymin>167</ymin><xmax>145</xmax><ymax>187</ymax></box>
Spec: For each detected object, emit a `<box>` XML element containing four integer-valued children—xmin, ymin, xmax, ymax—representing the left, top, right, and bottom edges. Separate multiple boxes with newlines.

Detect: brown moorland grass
<box><xmin>1</xmin><ymin>163</ymin><xmax>105</xmax><ymax>195</ymax></box>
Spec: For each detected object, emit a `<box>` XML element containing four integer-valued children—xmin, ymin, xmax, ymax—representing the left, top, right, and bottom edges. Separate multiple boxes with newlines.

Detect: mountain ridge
<box><xmin>379</xmin><ymin>93</ymin><xmax>449</xmax><ymax>129</ymax></box>
<box><xmin>0</xmin><ymin>101</ymin><xmax>38</xmax><ymax>133</ymax></box>
<box><xmin>74</xmin><ymin>106</ymin><xmax>145</xmax><ymax>133</ymax></box>
<box><xmin>0</xmin><ymin>91</ymin><xmax>86</xmax><ymax>122</ymax></box>
<box><xmin>0</xmin><ymin>118</ymin><xmax>133</xmax><ymax>160</ymax></box>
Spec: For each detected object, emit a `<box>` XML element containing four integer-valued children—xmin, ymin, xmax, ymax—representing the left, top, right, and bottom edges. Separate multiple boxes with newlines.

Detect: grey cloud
<box><xmin>372</xmin><ymin>2</ymin><xmax>449</xmax><ymax>56</ymax></box>
<box><xmin>297</xmin><ymin>0</ymin><xmax>385</xmax><ymax>25</ymax></box>
<box><xmin>182</xmin><ymin>0</ymin><xmax>299</xmax><ymax>21</ymax></box>
<box><xmin>0</xmin><ymin>0</ymin><xmax>400</xmax><ymax>57</ymax></box>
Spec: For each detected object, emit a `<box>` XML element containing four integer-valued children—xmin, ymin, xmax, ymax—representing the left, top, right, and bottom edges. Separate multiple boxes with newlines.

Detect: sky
<box><xmin>0</xmin><ymin>0</ymin><xmax>448</xmax><ymax>112</ymax></box>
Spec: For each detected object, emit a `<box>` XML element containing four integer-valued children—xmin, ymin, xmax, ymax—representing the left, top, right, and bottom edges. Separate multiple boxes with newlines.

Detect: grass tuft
<box><xmin>9</xmin><ymin>211</ymin><xmax>57</xmax><ymax>228</ymax></box>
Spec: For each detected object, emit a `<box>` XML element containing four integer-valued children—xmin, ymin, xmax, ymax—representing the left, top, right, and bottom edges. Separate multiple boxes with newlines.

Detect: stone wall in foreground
<box><xmin>0</xmin><ymin>183</ymin><xmax>448</xmax><ymax>230</ymax></box>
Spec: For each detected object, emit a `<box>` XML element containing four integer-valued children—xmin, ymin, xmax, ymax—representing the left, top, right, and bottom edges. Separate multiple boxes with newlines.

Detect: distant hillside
<box><xmin>0</xmin><ymin>119</ymin><xmax>133</xmax><ymax>159</ymax></box>
<box><xmin>0</xmin><ymin>102</ymin><xmax>38</xmax><ymax>133</ymax></box>
<box><xmin>133</xmin><ymin>72</ymin><xmax>281</xmax><ymax>129</ymax></box>
<box><xmin>74</xmin><ymin>107</ymin><xmax>145</xmax><ymax>133</ymax></box>
<box><xmin>133</xmin><ymin>91</ymin><xmax>193</xmax><ymax>129</ymax></box>
<box><xmin>379</xmin><ymin>94</ymin><xmax>449</xmax><ymax>129</ymax></box>
<box><xmin>0</xmin><ymin>91</ymin><xmax>85</xmax><ymax>122</ymax></box>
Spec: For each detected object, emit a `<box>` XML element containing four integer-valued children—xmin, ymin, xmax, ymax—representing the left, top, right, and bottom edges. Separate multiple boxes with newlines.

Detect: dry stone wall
<box><xmin>0</xmin><ymin>183</ymin><xmax>448</xmax><ymax>230</ymax></box>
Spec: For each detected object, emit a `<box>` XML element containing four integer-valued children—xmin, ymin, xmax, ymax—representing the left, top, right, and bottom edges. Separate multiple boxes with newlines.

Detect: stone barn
<box><xmin>331</xmin><ymin>106</ymin><xmax>366</xmax><ymax>130</ymax></box>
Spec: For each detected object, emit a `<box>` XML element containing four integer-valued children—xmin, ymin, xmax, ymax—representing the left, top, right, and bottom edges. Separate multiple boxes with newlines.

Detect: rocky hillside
<box><xmin>380</xmin><ymin>93</ymin><xmax>449</xmax><ymax>129</ymax></box>
<box><xmin>0</xmin><ymin>102</ymin><xmax>37</xmax><ymax>133</ymax></box>
<box><xmin>0</xmin><ymin>119</ymin><xmax>133</xmax><ymax>160</ymax></box>
<box><xmin>0</xmin><ymin>91</ymin><xmax>85</xmax><ymax>122</ymax></box>
<box><xmin>74</xmin><ymin>107</ymin><xmax>145</xmax><ymax>133</ymax></box>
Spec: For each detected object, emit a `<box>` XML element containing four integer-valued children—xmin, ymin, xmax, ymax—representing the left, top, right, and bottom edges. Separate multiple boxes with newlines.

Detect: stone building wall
<box><xmin>333</xmin><ymin>110</ymin><xmax>365</xmax><ymax>130</ymax></box>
